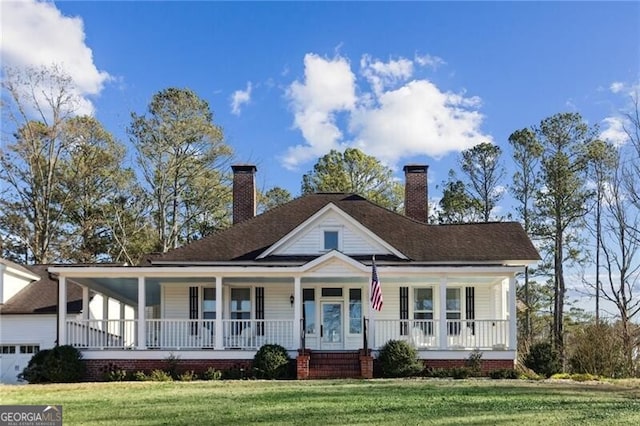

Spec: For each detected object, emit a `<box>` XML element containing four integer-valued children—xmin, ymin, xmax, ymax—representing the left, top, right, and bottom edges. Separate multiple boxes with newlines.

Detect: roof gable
<box><xmin>258</xmin><ymin>203</ymin><xmax>406</xmax><ymax>259</ymax></box>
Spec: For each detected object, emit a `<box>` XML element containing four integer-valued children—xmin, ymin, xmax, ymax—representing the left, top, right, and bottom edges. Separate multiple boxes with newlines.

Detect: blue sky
<box><xmin>2</xmin><ymin>1</ymin><xmax>639</xmax><ymax>201</ymax></box>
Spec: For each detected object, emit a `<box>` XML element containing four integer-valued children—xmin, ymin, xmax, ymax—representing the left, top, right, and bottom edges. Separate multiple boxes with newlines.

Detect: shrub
<box><xmin>253</xmin><ymin>344</ymin><xmax>291</xmax><ymax>379</ymax></box>
<box><xmin>222</xmin><ymin>365</ymin><xmax>248</xmax><ymax>380</ymax></box>
<box><xmin>20</xmin><ymin>345</ymin><xmax>84</xmax><ymax>383</ymax></box>
<box><xmin>201</xmin><ymin>367</ymin><xmax>222</xmax><ymax>381</ymax></box>
<box><xmin>132</xmin><ymin>371</ymin><xmax>148</xmax><ymax>381</ymax></box>
<box><xmin>148</xmin><ymin>369</ymin><xmax>172</xmax><ymax>381</ymax></box>
<box><xmin>449</xmin><ymin>367</ymin><xmax>471</xmax><ymax>379</ymax></box>
<box><xmin>567</xmin><ymin>322</ymin><xmax>627</xmax><ymax>378</ymax></box>
<box><xmin>465</xmin><ymin>349</ymin><xmax>483</xmax><ymax>376</ymax></box>
<box><xmin>377</xmin><ymin>340</ymin><xmax>424</xmax><ymax>378</ymax></box>
<box><xmin>550</xmin><ymin>372</ymin><xmax>571</xmax><ymax>380</ymax></box>
<box><xmin>570</xmin><ymin>373</ymin><xmax>598</xmax><ymax>382</ymax></box>
<box><xmin>489</xmin><ymin>368</ymin><xmax>519</xmax><ymax>379</ymax></box>
<box><xmin>178</xmin><ymin>370</ymin><xmax>197</xmax><ymax>381</ymax></box>
<box><xmin>100</xmin><ymin>362</ymin><xmax>128</xmax><ymax>382</ymax></box>
<box><xmin>165</xmin><ymin>353</ymin><xmax>180</xmax><ymax>379</ymax></box>
<box><xmin>19</xmin><ymin>349</ymin><xmax>52</xmax><ymax>383</ymax></box>
<box><xmin>524</xmin><ymin>342</ymin><xmax>561</xmax><ymax>378</ymax></box>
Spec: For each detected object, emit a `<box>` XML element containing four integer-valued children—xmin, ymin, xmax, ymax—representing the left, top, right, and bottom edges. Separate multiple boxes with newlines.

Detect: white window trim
<box><xmin>320</xmin><ymin>227</ymin><xmax>342</xmax><ymax>252</ymax></box>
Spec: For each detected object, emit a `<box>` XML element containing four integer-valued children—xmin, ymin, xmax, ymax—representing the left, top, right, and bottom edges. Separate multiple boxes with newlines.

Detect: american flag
<box><xmin>370</xmin><ymin>256</ymin><xmax>383</xmax><ymax>311</ymax></box>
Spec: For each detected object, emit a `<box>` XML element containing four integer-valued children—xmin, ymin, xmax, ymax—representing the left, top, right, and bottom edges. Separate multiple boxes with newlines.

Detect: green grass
<box><xmin>1</xmin><ymin>379</ymin><xmax>639</xmax><ymax>425</ymax></box>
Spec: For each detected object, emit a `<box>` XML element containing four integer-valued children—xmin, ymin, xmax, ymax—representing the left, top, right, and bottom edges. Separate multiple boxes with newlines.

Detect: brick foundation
<box><xmin>84</xmin><ymin>357</ymin><xmax>515</xmax><ymax>381</ymax></box>
<box><xmin>84</xmin><ymin>359</ymin><xmax>252</xmax><ymax>381</ymax></box>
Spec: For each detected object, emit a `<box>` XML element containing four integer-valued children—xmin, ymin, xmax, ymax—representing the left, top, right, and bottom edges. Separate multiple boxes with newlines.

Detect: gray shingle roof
<box><xmin>149</xmin><ymin>193</ymin><xmax>540</xmax><ymax>264</ymax></box>
<box><xmin>0</xmin><ymin>264</ymin><xmax>84</xmax><ymax>315</ymax></box>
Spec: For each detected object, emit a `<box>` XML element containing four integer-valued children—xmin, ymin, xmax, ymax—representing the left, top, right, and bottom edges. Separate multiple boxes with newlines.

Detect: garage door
<box><xmin>0</xmin><ymin>345</ymin><xmax>39</xmax><ymax>384</ymax></box>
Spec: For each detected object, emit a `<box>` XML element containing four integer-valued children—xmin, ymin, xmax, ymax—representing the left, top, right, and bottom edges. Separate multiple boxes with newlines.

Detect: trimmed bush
<box><xmin>377</xmin><ymin>340</ymin><xmax>424</xmax><ymax>378</ymax></box>
<box><xmin>524</xmin><ymin>342</ymin><xmax>561</xmax><ymax>378</ymax></box>
<box><xmin>253</xmin><ymin>344</ymin><xmax>291</xmax><ymax>379</ymax></box>
<box><xmin>20</xmin><ymin>345</ymin><xmax>84</xmax><ymax>383</ymax></box>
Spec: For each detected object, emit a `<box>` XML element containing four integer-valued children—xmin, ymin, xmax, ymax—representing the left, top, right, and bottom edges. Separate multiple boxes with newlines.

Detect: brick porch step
<box><xmin>308</xmin><ymin>351</ymin><xmax>362</xmax><ymax>379</ymax></box>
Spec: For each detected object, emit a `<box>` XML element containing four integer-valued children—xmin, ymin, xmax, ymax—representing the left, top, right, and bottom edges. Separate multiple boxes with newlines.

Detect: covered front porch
<box><xmin>51</xmin><ymin>260</ymin><xmax>519</xmax><ymax>356</ymax></box>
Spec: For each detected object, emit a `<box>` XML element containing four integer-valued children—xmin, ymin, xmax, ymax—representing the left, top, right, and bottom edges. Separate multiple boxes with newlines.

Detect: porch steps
<box><xmin>308</xmin><ymin>351</ymin><xmax>362</xmax><ymax>379</ymax></box>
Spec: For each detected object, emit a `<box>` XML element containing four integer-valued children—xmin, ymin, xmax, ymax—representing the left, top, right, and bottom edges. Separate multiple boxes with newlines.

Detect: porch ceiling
<box><xmin>69</xmin><ymin>276</ymin><xmax>214</xmax><ymax>306</ymax></box>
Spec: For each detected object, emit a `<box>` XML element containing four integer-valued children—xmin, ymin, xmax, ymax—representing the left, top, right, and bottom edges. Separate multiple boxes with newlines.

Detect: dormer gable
<box><xmin>257</xmin><ymin>203</ymin><xmax>407</xmax><ymax>259</ymax></box>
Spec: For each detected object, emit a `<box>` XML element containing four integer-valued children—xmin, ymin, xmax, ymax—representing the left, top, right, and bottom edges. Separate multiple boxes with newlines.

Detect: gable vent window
<box><xmin>324</xmin><ymin>230</ymin><xmax>339</xmax><ymax>250</ymax></box>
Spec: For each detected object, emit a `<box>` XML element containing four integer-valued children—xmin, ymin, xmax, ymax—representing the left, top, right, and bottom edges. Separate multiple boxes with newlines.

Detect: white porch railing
<box><xmin>374</xmin><ymin>319</ymin><xmax>509</xmax><ymax>350</ymax></box>
<box><xmin>66</xmin><ymin>319</ymin><xmax>295</xmax><ymax>350</ymax></box>
<box><xmin>66</xmin><ymin>318</ymin><xmax>506</xmax><ymax>351</ymax></box>
<box><xmin>66</xmin><ymin>319</ymin><xmax>137</xmax><ymax>349</ymax></box>
<box><xmin>222</xmin><ymin>319</ymin><xmax>294</xmax><ymax>350</ymax></box>
<box><xmin>146</xmin><ymin>319</ymin><xmax>216</xmax><ymax>349</ymax></box>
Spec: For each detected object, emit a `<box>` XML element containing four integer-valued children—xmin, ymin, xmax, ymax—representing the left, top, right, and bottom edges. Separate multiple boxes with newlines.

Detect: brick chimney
<box><xmin>232</xmin><ymin>164</ymin><xmax>257</xmax><ymax>225</ymax></box>
<box><xmin>404</xmin><ymin>165</ymin><xmax>429</xmax><ymax>223</ymax></box>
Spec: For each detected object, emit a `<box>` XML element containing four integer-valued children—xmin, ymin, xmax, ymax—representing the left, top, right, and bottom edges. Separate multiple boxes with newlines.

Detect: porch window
<box><xmin>202</xmin><ymin>287</ymin><xmax>216</xmax><ymax>319</ymax></box>
<box><xmin>230</xmin><ymin>288</ymin><xmax>251</xmax><ymax>320</ymax></box>
<box><xmin>303</xmin><ymin>289</ymin><xmax>316</xmax><ymax>334</ymax></box>
<box><xmin>349</xmin><ymin>289</ymin><xmax>362</xmax><ymax>334</ymax></box>
<box><xmin>413</xmin><ymin>288</ymin><xmax>434</xmax><ymax>335</ymax></box>
<box><xmin>230</xmin><ymin>288</ymin><xmax>251</xmax><ymax>336</ymax></box>
<box><xmin>446</xmin><ymin>288</ymin><xmax>462</xmax><ymax>335</ymax></box>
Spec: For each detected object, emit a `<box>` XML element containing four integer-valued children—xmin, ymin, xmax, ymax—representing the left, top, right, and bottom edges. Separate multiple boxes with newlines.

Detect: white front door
<box><xmin>321</xmin><ymin>302</ymin><xmax>343</xmax><ymax>350</ymax></box>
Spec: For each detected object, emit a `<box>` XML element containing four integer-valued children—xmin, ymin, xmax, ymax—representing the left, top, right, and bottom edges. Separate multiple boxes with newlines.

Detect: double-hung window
<box><xmin>413</xmin><ymin>288</ymin><xmax>434</xmax><ymax>335</ymax></box>
<box><xmin>230</xmin><ymin>288</ymin><xmax>251</xmax><ymax>335</ymax></box>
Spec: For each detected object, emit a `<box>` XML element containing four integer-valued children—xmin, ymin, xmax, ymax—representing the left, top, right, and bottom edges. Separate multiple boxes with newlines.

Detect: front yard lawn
<box><xmin>1</xmin><ymin>379</ymin><xmax>639</xmax><ymax>425</ymax></box>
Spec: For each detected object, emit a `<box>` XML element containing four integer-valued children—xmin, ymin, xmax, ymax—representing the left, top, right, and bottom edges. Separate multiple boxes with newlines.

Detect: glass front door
<box><xmin>321</xmin><ymin>302</ymin><xmax>343</xmax><ymax>349</ymax></box>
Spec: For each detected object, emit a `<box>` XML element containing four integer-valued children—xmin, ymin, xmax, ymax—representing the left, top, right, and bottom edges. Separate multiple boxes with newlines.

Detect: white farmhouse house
<box><xmin>49</xmin><ymin>165</ymin><xmax>539</xmax><ymax>379</ymax></box>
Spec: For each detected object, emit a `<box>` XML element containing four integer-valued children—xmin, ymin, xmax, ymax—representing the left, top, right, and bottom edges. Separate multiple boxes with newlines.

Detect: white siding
<box><xmin>375</xmin><ymin>282</ymin><xmax>399</xmax><ymax>320</ymax></box>
<box><xmin>278</xmin><ymin>213</ymin><xmax>384</xmax><ymax>256</ymax></box>
<box><xmin>1</xmin><ymin>273</ymin><xmax>31</xmax><ymax>304</ymax></box>
<box><xmin>264</xmin><ymin>284</ymin><xmax>292</xmax><ymax>320</ymax></box>
<box><xmin>162</xmin><ymin>285</ymin><xmax>189</xmax><ymax>319</ymax></box>
<box><xmin>474</xmin><ymin>286</ymin><xmax>493</xmax><ymax>319</ymax></box>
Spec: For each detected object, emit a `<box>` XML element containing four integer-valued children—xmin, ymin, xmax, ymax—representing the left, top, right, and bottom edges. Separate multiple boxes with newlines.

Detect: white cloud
<box><xmin>360</xmin><ymin>55</ymin><xmax>413</xmax><ymax>96</ymax></box>
<box><xmin>230</xmin><ymin>82</ymin><xmax>253</xmax><ymax>116</ymax></box>
<box><xmin>1</xmin><ymin>0</ymin><xmax>111</xmax><ymax>116</ymax></box>
<box><xmin>600</xmin><ymin>116</ymin><xmax>629</xmax><ymax>146</ymax></box>
<box><xmin>282</xmin><ymin>54</ymin><xmax>357</xmax><ymax>168</ymax></box>
<box><xmin>350</xmin><ymin>80</ymin><xmax>490</xmax><ymax>164</ymax></box>
<box><xmin>610</xmin><ymin>81</ymin><xmax>625</xmax><ymax>94</ymax></box>
<box><xmin>414</xmin><ymin>53</ymin><xmax>446</xmax><ymax>69</ymax></box>
<box><xmin>282</xmin><ymin>52</ymin><xmax>491</xmax><ymax>169</ymax></box>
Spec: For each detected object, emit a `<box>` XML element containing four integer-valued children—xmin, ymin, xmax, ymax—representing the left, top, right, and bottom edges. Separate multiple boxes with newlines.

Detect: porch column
<box><xmin>293</xmin><ymin>277</ymin><xmax>301</xmax><ymax>349</ymax></box>
<box><xmin>137</xmin><ymin>276</ymin><xmax>146</xmax><ymax>349</ymax></box>
<box><xmin>82</xmin><ymin>286</ymin><xmax>90</xmax><ymax>320</ymax></box>
<box><xmin>508</xmin><ymin>275</ymin><xmax>517</xmax><ymax>351</ymax></box>
<box><xmin>119</xmin><ymin>302</ymin><xmax>126</xmax><ymax>346</ymax></box>
<box><xmin>58</xmin><ymin>276</ymin><xmax>67</xmax><ymax>345</ymax></box>
<box><xmin>215</xmin><ymin>276</ymin><xmax>223</xmax><ymax>349</ymax></box>
<box><xmin>102</xmin><ymin>295</ymin><xmax>109</xmax><ymax>345</ymax></box>
<box><xmin>439</xmin><ymin>277</ymin><xmax>448</xmax><ymax>349</ymax></box>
